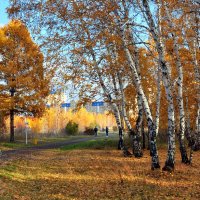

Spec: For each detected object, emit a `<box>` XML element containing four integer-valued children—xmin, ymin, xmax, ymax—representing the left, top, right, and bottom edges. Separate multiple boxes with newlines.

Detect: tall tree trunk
<box><xmin>185</xmin><ymin>96</ymin><xmax>191</xmax><ymax>142</ymax></box>
<box><xmin>121</xmin><ymin>30</ymin><xmax>160</xmax><ymax>169</ymax></box>
<box><xmin>142</xmin><ymin>0</ymin><xmax>175</xmax><ymax>171</ymax></box>
<box><xmin>164</xmin><ymin>3</ymin><xmax>189</xmax><ymax>163</ymax></box>
<box><xmin>120</xmin><ymin>111</ymin><xmax>125</xmax><ymax>131</ymax></box>
<box><xmin>117</xmin><ymin>72</ymin><xmax>143</xmax><ymax>157</ymax></box>
<box><xmin>133</xmin><ymin>95</ymin><xmax>143</xmax><ymax>157</ymax></box>
<box><xmin>80</xmin><ymin>18</ymin><xmax>123</xmax><ymax>142</ymax></box>
<box><xmin>117</xmin><ymin>73</ymin><xmax>132</xmax><ymax>130</ymax></box>
<box><xmin>182</xmin><ymin>2</ymin><xmax>200</xmax><ymax>152</ymax></box>
<box><xmin>195</xmin><ymin>106</ymin><xmax>200</xmax><ymax>150</ymax></box>
<box><xmin>132</xmin><ymin>40</ymin><xmax>144</xmax><ymax>158</ymax></box>
<box><xmin>89</xmin><ymin>49</ymin><xmax>123</xmax><ymax>149</ymax></box>
<box><xmin>185</xmin><ymin>96</ymin><xmax>196</xmax><ymax>164</ymax></box>
<box><xmin>192</xmin><ymin>41</ymin><xmax>200</xmax><ymax>150</ymax></box>
<box><xmin>154</xmin><ymin>65</ymin><xmax>161</xmax><ymax>136</ymax></box>
<box><xmin>110</xmin><ymin>73</ymin><xmax>125</xmax><ymax>149</ymax></box>
<box><xmin>142</xmin><ymin>120</ymin><xmax>146</xmax><ymax>149</ymax></box>
<box><xmin>10</xmin><ymin>109</ymin><xmax>14</xmax><ymax>142</ymax></box>
<box><xmin>111</xmin><ymin>74</ymin><xmax>125</xmax><ymax>132</ymax></box>
<box><xmin>113</xmin><ymin>0</ymin><xmax>159</xmax><ymax>167</ymax></box>
<box><xmin>10</xmin><ymin>87</ymin><xmax>15</xmax><ymax>142</ymax></box>
<box><xmin>154</xmin><ymin>2</ymin><xmax>162</xmax><ymax>137</ymax></box>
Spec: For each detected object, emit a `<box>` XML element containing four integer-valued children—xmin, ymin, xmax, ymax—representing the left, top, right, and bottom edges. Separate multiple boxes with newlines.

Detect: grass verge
<box><xmin>0</xmin><ymin>142</ymin><xmax>32</xmax><ymax>150</ymax></box>
<box><xmin>60</xmin><ymin>138</ymin><xmax>118</xmax><ymax>151</ymax></box>
<box><xmin>0</xmin><ymin>136</ymin><xmax>93</xmax><ymax>150</ymax></box>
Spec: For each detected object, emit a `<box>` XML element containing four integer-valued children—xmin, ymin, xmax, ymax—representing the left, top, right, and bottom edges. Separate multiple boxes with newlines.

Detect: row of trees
<box><xmin>6</xmin><ymin>0</ymin><xmax>200</xmax><ymax>171</ymax></box>
<box><xmin>3</xmin><ymin>107</ymin><xmax>115</xmax><ymax>136</ymax></box>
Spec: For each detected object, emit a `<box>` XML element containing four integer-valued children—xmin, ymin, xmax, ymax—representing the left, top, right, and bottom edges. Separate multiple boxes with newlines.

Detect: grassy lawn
<box><xmin>0</xmin><ymin>132</ymin><xmax>118</xmax><ymax>151</ymax></box>
<box><xmin>0</xmin><ymin>135</ymin><xmax>91</xmax><ymax>151</ymax></box>
<box><xmin>0</xmin><ymin>138</ymin><xmax>200</xmax><ymax>200</ymax></box>
<box><xmin>60</xmin><ymin>138</ymin><xmax>117</xmax><ymax>151</ymax></box>
<box><xmin>0</xmin><ymin>141</ymin><xmax>33</xmax><ymax>150</ymax></box>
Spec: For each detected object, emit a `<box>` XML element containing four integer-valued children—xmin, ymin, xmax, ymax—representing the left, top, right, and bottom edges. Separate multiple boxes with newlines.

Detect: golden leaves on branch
<box><xmin>0</xmin><ymin>20</ymin><xmax>50</xmax><ymax>116</ymax></box>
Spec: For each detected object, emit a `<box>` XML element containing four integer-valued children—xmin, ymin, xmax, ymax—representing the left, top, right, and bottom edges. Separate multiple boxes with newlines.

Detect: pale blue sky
<box><xmin>0</xmin><ymin>0</ymin><xmax>9</xmax><ymax>26</ymax></box>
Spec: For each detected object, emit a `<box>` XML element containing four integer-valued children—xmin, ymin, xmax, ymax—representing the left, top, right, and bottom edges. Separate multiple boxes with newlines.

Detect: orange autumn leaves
<box><xmin>0</xmin><ymin>20</ymin><xmax>49</xmax><ymax>116</ymax></box>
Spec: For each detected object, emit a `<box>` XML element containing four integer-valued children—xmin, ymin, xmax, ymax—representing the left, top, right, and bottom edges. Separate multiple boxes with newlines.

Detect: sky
<box><xmin>0</xmin><ymin>0</ymin><xmax>9</xmax><ymax>26</ymax></box>
<box><xmin>0</xmin><ymin>0</ymin><xmax>75</xmax><ymax>102</ymax></box>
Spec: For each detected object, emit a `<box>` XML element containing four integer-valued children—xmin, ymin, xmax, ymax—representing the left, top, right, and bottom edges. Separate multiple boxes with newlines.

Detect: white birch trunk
<box><xmin>90</xmin><ymin>54</ymin><xmax>121</xmax><ymax>123</ymax></box>
<box><xmin>132</xmin><ymin>40</ymin><xmax>144</xmax><ymax>138</ymax></box>
<box><xmin>135</xmin><ymin>95</ymin><xmax>144</xmax><ymax>155</ymax></box>
<box><xmin>194</xmin><ymin>48</ymin><xmax>200</xmax><ymax>149</ymax></box>
<box><xmin>117</xmin><ymin>73</ymin><xmax>132</xmax><ymax>130</ymax></box>
<box><xmin>111</xmin><ymin>73</ymin><xmax>125</xmax><ymax>131</ymax></box>
<box><xmin>119</xmin><ymin>0</ymin><xmax>152</xmax><ymax>158</ymax></box>
<box><xmin>183</xmin><ymin>24</ymin><xmax>200</xmax><ymax>151</ymax></box>
<box><xmin>111</xmin><ymin>0</ymin><xmax>159</xmax><ymax>166</ymax></box>
<box><xmin>80</xmin><ymin>18</ymin><xmax>122</xmax><ymax>133</ymax></box>
<box><xmin>154</xmin><ymin>66</ymin><xmax>161</xmax><ymax>136</ymax></box>
<box><xmin>164</xmin><ymin>3</ymin><xmax>189</xmax><ymax>163</ymax></box>
<box><xmin>131</xmin><ymin>43</ymin><xmax>144</xmax><ymax>157</ymax></box>
<box><xmin>89</xmin><ymin>49</ymin><xmax>124</xmax><ymax>149</ymax></box>
<box><xmin>191</xmin><ymin>41</ymin><xmax>200</xmax><ymax>137</ymax></box>
<box><xmin>117</xmin><ymin>72</ymin><xmax>143</xmax><ymax>157</ymax></box>
<box><xmin>142</xmin><ymin>0</ymin><xmax>175</xmax><ymax>171</ymax></box>
<box><xmin>154</xmin><ymin>2</ymin><xmax>162</xmax><ymax>137</ymax></box>
<box><xmin>121</xmin><ymin>29</ymin><xmax>160</xmax><ymax>169</ymax></box>
<box><xmin>136</xmin><ymin>95</ymin><xmax>143</xmax><ymax>141</ymax></box>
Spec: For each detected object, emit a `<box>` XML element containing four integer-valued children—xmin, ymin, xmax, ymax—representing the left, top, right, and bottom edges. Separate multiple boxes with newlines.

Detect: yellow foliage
<box><xmin>5</xmin><ymin>107</ymin><xmax>116</xmax><ymax>134</ymax></box>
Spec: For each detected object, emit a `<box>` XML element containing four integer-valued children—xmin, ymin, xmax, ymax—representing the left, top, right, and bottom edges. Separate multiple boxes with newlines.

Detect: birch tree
<box><xmin>139</xmin><ymin>0</ymin><xmax>176</xmax><ymax>171</ymax></box>
<box><xmin>162</xmin><ymin>1</ymin><xmax>189</xmax><ymax>163</ymax></box>
<box><xmin>183</xmin><ymin>0</ymin><xmax>200</xmax><ymax>150</ymax></box>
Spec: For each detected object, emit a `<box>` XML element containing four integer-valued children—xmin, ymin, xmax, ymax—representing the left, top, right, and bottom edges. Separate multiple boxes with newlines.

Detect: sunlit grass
<box><xmin>60</xmin><ymin>138</ymin><xmax>118</xmax><ymax>150</ymax></box>
<box><xmin>0</xmin><ymin>135</ymin><xmax>93</xmax><ymax>151</ymax></box>
<box><xmin>0</xmin><ymin>142</ymin><xmax>32</xmax><ymax>150</ymax></box>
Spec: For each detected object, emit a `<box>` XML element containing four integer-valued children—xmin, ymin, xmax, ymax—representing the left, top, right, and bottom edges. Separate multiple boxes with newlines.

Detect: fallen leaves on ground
<box><xmin>0</xmin><ymin>148</ymin><xmax>199</xmax><ymax>200</ymax></box>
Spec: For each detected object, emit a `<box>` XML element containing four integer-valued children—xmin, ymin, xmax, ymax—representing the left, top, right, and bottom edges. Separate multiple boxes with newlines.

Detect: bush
<box><xmin>65</xmin><ymin>121</ymin><xmax>79</xmax><ymax>135</ymax></box>
<box><xmin>83</xmin><ymin>127</ymin><xmax>95</xmax><ymax>135</ymax></box>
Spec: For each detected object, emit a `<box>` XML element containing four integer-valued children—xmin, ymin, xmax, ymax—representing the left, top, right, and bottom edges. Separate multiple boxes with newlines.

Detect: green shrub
<box><xmin>65</xmin><ymin>121</ymin><xmax>79</xmax><ymax>135</ymax></box>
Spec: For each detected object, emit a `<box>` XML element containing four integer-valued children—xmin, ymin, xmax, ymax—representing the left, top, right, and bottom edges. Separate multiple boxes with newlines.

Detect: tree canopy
<box><xmin>0</xmin><ymin>20</ymin><xmax>49</xmax><ymax>116</ymax></box>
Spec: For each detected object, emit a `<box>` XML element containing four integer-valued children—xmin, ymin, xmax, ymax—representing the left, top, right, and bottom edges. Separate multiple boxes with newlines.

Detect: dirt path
<box><xmin>1</xmin><ymin>135</ymin><xmax>111</xmax><ymax>159</ymax></box>
<box><xmin>1</xmin><ymin>136</ymin><xmax>116</xmax><ymax>158</ymax></box>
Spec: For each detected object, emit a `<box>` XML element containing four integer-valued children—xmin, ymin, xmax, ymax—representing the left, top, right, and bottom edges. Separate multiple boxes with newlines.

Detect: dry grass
<box><xmin>0</xmin><ymin>146</ymin><xmax>199</xmax><ymax>200</ymax></box>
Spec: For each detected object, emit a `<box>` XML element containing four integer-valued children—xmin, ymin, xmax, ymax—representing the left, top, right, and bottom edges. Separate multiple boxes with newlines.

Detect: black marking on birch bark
<box><xmin>122</xmin><ymin>146</ymin><xmax>132</xmax><ymax>157</ymax></box>
<box><xmin>118</xmin><ymin>126</ymin><xmax>124</xmax><ymax>150</ymax></box>
<box><xmin>162</xmin><ymin>161</ymin><xmax>174</xmax><ymax>173</ymax></box>
<box><xmin>148</xmin><ymin>120</ymin><xmax>160</xmax><ymax>170</ymax></box>
<box><xmin>142</xmin><ymin>121</ymin><xmax>146</xmax><ymax>149</ymax></box>
<box><xmin>133</xmin><ymin>95</ymin><xmax>144</xmax><ymax>157</ymax></box>
<box><xmin>178</xmin><ymin>126</ymin><xmax>189</xmax><ymax>164</ymax></box>
<box><xmin>130</xmin><ymin>129</ymin><xmax>143</xmax><ymax>158</ymax></box>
